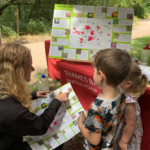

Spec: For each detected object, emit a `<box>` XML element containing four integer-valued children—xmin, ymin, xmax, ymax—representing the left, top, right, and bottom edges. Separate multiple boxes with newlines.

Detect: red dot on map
<box><xmin>84</xmin><ymin>25</ymin><xmax>91</xmax><ymax>30</ymax></box>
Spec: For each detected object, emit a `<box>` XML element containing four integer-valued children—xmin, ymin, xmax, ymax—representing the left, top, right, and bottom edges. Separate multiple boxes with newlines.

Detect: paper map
<box><xmin>24</xmin><ymin>83</ymin><xmax>85</xmax><ymax>150</ymax></box>
<box><xmin>49</xmin><ymin>5</ymin><xmax>134</xmax><ymax>60</ymax></box>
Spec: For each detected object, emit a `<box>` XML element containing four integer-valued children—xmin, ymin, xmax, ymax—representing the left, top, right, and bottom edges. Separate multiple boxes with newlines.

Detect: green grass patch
<box><xmin>133</xmin><ymin>16</ymin><xmax>139</xmax><ymax>27</ymax></box>
<box><xmin>29</xmin><ymin>69</ymin><xmax>61</xmax><ymax>92</ymax></box>
<box><xmin>130</xmin><ymin>35</ymin><xmax>150</xmax><ymax>65</ymax></box>
<box><xmin>28</xmin><ymin>83</ymin><xmax>38</xmax><ymax>92</ymax></box>
<box><xmin>34</xmin><ymin>69</ymin><xmax>48</xmax><ymax>80</ymax></box>
<box><xmin>145</xmin><ymin>6</ymin><xmax>150</xmax><ymax>17</ymax></box>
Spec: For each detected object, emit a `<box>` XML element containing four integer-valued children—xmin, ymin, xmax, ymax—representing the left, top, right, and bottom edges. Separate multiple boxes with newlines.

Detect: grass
<box><xmin>28</xmin><ymin>69</ymin><xmax>61</xmax><ymax>92</ymax></box>
<box><xmin>145</xmin><ymin>6</ymin><xmax>150</xmax><ymax>17</ymax></box>
<box><xmin>133</xmin><ymin>16</ymin><xmax>139</xmax><ymax>27</ymax></box>
<box><xmin>34</xmin><ymin>69</ymin><xmax>48</xmax><ymax>81</ymax></box>
<box><xmin>130</xmin><ymin>35</ymin><xmax>150</xmax><ymax>65</ymax></box>
<box><xmin>28</xmin><ymin>83</ymin><xmax>38</xmax><ymax>92</ymax></box>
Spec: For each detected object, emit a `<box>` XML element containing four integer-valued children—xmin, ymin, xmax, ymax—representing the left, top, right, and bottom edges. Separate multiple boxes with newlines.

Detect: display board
<box><xmin>24</xmin><ymin>83</ymin><xmax>86</xmax><ymax>150</ymax></box>
<box><xmin>49</xmin><ymin>4</ymin><xmax>134</xmax><ymax>61</ymax></box>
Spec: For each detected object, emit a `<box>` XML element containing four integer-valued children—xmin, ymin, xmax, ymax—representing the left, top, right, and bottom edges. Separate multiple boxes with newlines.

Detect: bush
<box><xmin>133</xmin><ymin>3</ymin><xmax>145</xmax><ymax>18</ymax></box>
<box><xmin>130</xmin><ymin>36</ymin><xmax>150</xmax><ymax>65</ymax></box>
<box><xmin>145</xmin><ymin>6</ymin><xmax>150</xmax><ymax>16</ymax></box>
<box><xmin>1</xmin><ymin>25</ymin><xmax>17</xmax><ymax>37</ymax></box>
<box><xmin>26</xmin><ymin>18</ymin><xmax>51</xmax><ymax>35</ymax></box>
<box><xmin>19</xmin><ymin>22</ymin><xmax>28</xmax><ymax>35</ymax></box>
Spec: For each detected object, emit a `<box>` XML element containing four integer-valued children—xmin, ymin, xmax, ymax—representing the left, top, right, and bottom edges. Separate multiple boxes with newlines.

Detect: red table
<box><xmin>45</xmin><ymin>40</ymin><xmax>64</xmax><ymax>80</ymax></box>
<box><xmin>57</xmin><ymin>61</ymin><xmax>150</xmax><ymax>150</ymax></box>
<box><xmin>45</xmin><ymin>40</ymin><xmax>150</xmax><ymax>150</ymax></box>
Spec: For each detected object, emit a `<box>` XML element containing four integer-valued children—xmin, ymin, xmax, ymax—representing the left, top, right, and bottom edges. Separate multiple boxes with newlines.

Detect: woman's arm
<box><xmin>31</xmin><ymin>91</ymin><xmax>51</xmax><ymax>100</ymax></box>
<box><xmin>31</xmin><ymin>92</ymin><xmax>37</xmax><ymax>100</ymax></box>
<box><xmin>0</xmin><ymin>92</ymin><xmax>68</xmax><ymax>136</ymax></box>
<box><xmin>119</xmin><ymin>103</ymin><xmax>136</xmax><ymax>149</ymax></box>
<box><xmin>2</xmin><ymin>97</ymin><xmax>61</xmax><ymax>136</ymax></box>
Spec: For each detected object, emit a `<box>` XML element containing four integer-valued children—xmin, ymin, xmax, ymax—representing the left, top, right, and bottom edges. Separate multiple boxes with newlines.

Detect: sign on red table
<box><xmin>58</xmin><ymin>61</ymin><xmax>102</xmax><ymax>110</ymax></box>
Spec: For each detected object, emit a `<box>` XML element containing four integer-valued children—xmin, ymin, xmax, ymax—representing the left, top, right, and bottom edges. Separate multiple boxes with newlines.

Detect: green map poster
<box><xmin>49</xmin><ymin>4</ymin><xmax>134</xmax><ymax>60</ymax></box>
<box><xmin>24</xmin><ymin>83</ymin><xmax>86</xmax><ymax>150</ymax></box>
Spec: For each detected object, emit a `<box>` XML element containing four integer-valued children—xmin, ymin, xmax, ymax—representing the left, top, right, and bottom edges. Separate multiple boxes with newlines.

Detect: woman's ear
<box><xmin>126</xmin><ymin>81</ymin><xmax>132</xmax><ymax>88</ymax></box>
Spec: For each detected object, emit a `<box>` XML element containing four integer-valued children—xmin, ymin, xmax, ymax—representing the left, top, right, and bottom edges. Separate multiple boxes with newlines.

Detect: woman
<box><xmin>0</xmin><ymin>43</ymin><xmax>68</xmax><ymax>150</ymax></box>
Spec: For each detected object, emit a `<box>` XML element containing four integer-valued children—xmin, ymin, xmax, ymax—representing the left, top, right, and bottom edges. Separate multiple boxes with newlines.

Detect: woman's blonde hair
<box><xmin>0</xmin><ymin>43</ymin><xmax>32</xmax><ymax>110</ymax></box>
<box><xmin>126</xmin><ymin>61</ymin><xmax>148</xmax><ymax>98</ymax></box>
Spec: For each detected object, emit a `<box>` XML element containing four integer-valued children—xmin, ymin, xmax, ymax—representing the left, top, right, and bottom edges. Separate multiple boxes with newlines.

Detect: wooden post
<box><xmin>0</xmin><ymin>28</ymin><xmax>1</xmax><ymax>44</ymax></box>
<box><xmin>16</xmin><ymin>9</ymin><xmax>19</xmax><ymax>36</ymax></box>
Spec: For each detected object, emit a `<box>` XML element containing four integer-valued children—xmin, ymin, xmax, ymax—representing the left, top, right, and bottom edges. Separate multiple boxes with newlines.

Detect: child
<box><xmin>114</xmin><ymin>61</ymin><xmax>148</xmax><ymax>150</ymax></box>
<box><xmin>78</xmin><ymin>48</ymin><xmax>132</xmax><ymax>150</ymax></box>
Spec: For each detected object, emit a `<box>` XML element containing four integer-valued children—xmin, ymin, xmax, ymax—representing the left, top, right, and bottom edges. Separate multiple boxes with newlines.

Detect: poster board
<box><xmin>24</xmin><ymin>83</ymin><xmax>86</xmax><ymax>150</ymax></box>
<box><xmin>49</xmin><ymin>4</ymin><xmax>134</xmax><ymax>61</ymax></box>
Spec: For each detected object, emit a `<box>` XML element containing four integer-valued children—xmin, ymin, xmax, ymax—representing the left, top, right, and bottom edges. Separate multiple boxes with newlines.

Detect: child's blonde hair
<box><xmin>126</xmin><ymin>61</ymin><xmax>148</xmax><ymax>98</ymax></box>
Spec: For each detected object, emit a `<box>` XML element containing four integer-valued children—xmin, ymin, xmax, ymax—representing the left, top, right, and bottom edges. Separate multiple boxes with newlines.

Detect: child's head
<box><xmin>91</xmin><ymin>48</ymin><xmax>131</xmax><ymax>87</ymax></box>
<box><xmin>119</xmin><ymin>61</ymin><xmax>148</xmax><ymax>97</ymax></box>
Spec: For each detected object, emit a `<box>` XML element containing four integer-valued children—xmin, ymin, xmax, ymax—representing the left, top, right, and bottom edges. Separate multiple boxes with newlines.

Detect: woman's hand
<box><xmin>37</xmin><ymin>91</ymin><xmax>51</xmax><ymax>98</ymax></box>
<box><xmin>56</xmin><ymin>92</ymin><xmax>69</xmax><ymax>102</ymax></box>
<box><xmin>119</xmin><ymin>140</ymin><xmax>127</xmax><ymax>150</ymax></box>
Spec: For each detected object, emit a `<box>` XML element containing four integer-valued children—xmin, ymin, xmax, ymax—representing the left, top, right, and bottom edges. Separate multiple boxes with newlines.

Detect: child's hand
<box><xmin>119</xmin><ymin>140</ymin><xmax>127</xmax><ymax>150</ymax></box>
<box><xmin>78</xmin><ymin>111</ymin><xmax>85</xmax><ymax>129</ymax></box>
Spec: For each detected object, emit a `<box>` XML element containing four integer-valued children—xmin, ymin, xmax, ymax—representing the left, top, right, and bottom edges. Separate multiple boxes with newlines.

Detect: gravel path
<box><xmin>132</xmin><ymin>18</ymin><xmax>150</xmax><ymax>39</ymax></box>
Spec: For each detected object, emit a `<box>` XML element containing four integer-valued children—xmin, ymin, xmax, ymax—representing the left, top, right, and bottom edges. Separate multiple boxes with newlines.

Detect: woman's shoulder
<box><xmin>0</xmin><ymin>95</ymin><xmax>30</xmax><ymax>125</ymax></box>
<box><xmin>0</xmin><ymin>95</ymin><xmax>25</xmax><ymax>114</ymax></box>
<box><xmin>0</xmin><ymin>95</ymin><xmax>21</xmax><ymax>104</ymax></box>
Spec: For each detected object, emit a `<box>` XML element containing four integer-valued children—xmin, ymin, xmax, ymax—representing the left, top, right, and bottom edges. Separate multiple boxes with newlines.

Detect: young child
<box><xmin>78</xmin><ymin>48</ymin><xmax>132</xmax><ymax>150</ymax></box>
<box><xmin>114</xmin><ymin>61</ymin><xmax>148</xmax><ymax>150</ymax></box>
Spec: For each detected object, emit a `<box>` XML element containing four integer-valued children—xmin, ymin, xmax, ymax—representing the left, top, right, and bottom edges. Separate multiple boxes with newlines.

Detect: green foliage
<box><xmin>1</xmin><ymin>0</ymin><xmax>150</xmax><ymax>36</ymax></box>
<box><xmin>130</xmin><ymin>36</ymin><xmax>150</xmax><ymax>65</ymax></box>
<box><xmin>133</xmin><ymin>3</ymin><xmax>146</xmax><ymax>18</ymax></box>
<box><xmin>28</xmin><ymin>84</ymin><xmax>38</xmax><ymax>92</ymax></box>
<box><xmin>133</xmin><ymin>16</ymin><xmax>139</xmax><ymax>27</ymax></box>
<box><xmin>26</xmin><ymin>18</ymin><xmax>51</xmax><ymax>34</ymax></box>
<box><xmin>145</xmin><ymin>6</ymin><xmax>150</xmax><ymax>16</ymax></box>
<box><xmin>34</xmin><ymin>69</ymin><xmax>49</xmax><ymax>81</ymax></box>
<box><xmin>34</xmin><ymin>72</ymin><xmax>43</xmax><ymax>81</ymax></box>
<box><xmin>1</xmin><ymin>25</ymin><xmax>17</xmax><ymax>37</ymax></box>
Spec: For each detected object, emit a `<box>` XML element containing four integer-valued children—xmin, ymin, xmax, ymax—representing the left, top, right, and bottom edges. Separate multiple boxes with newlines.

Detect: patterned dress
<box><xmin>83</xmin><ymin>88</ymin><xmax>126</xmax><ymax>150</ymax></box>
<box><xmin>113</xmin><ymin>95</ymin><xmax>143</xmax><ymax>150</ymax></box>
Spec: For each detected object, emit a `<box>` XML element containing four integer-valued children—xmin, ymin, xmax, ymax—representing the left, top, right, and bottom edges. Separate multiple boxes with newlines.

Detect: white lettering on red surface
<box><xmin>64</xmin><ymin>70</ymin><xmax>88</xmax><ymax>83</ymax></box>
<box><xmin>89</xmin><ymin>79</ymin><xmax>95</xmax><ymax>85</ymax></box>
<box><xmin>66</xmin><ymin>79</ymin><xmax>98</xmax><ymax>93</ymax></box>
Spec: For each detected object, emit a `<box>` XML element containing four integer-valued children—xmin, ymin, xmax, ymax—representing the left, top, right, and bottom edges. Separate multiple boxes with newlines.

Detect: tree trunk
<box><xmin>36</xmin><ymin>0</ymin><xmax>39</xmax><ymax>19</ymax></box>
<box><xmin>18</xmin><ymin>0</ymin><xmax>22</xmax><ymax>21</ymax></box>
<box><xmin>0</xmin><ymin>0</ymin><xmax>16</xmax><ymax>16</ymax></box>
<box><xmin>0</xmin><ymin>0</ymin><xmax>33</xmax><ymax>16</ymax></box>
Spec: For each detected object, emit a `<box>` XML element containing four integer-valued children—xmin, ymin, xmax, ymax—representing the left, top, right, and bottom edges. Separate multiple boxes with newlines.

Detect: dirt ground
<box><xmin>132</xmin><ymin>16</ymin><xmax>150</xmax><ymax>39</ymax></box>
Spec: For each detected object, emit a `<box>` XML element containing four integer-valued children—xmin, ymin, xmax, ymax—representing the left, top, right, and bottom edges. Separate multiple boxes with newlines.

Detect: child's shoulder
<box><xmin>92</xmin><ymin>90</ymin><xmax>125</xmax><ymax>109</ymax></box>
<box><xmin>125</xmin><ymin>94</ymin><xmax>137</xmax><ymax>103</ymax></box>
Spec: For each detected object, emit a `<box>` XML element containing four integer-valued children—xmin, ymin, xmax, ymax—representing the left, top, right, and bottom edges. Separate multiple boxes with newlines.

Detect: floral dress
<box><xmin>113</xmin><ymin>95</ymin><xmax>143</xmax><ymax>150</ymax></box>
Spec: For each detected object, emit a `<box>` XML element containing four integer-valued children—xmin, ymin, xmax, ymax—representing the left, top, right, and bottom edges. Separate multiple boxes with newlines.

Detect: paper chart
<box><xmin>24</xmin><ymin>83</ymin><xmax>85</xmax><ymax>150</ymax></box>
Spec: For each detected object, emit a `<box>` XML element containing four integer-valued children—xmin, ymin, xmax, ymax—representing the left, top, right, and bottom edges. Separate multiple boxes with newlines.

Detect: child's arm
<box><xmin>78</xmin><ymin>111</ymin><xmax>101</xmax><ymax>145</ymax></box>
<box><xmin>119</xmin><ymin>103</ymin><xmax>136</xmax><ymax>149</ymax></box>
